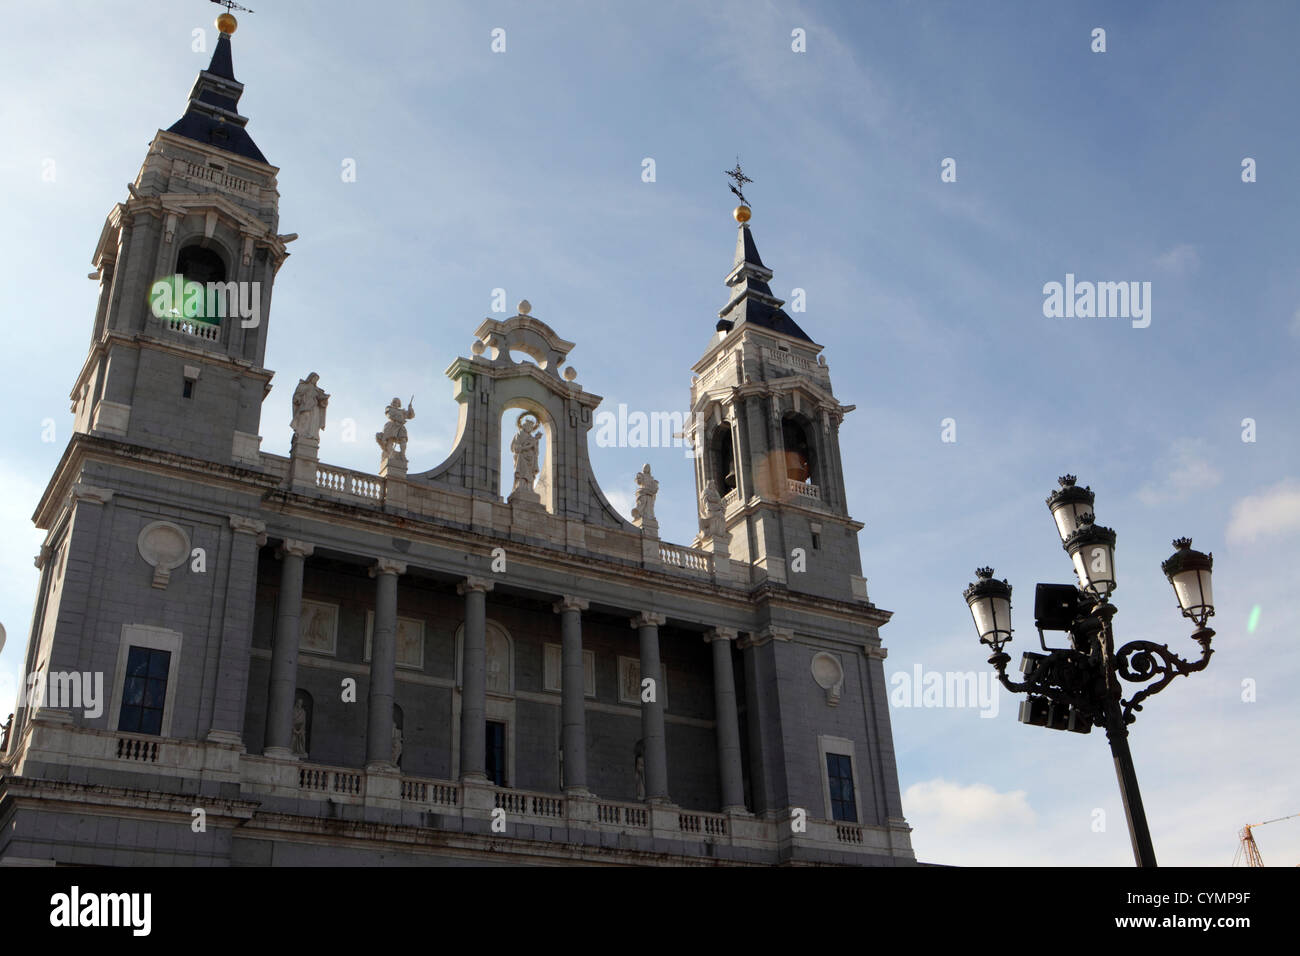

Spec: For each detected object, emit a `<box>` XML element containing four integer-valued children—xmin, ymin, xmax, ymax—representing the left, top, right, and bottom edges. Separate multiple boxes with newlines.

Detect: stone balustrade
<box><xmin>786</xmin><ymin>478</ymin><xmax>821</xmax><ymax>501</ymax></box>
<box><xmin>659</xmin><ymin>542</ymin><xmax>713</xmax><ymax>573</ymax></box>
<box><xmin>315</xmin><ymin>464</ymin><xmax>382</xmax><ymax>501</ymax></box>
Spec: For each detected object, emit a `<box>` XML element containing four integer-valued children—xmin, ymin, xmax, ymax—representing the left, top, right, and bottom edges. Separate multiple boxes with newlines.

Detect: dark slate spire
<box><xmin>716</xmin><ymin>218</ymin><xmax>813</xmax><ymax>342</ymax></box>
<box><xmin>166</xmin><ymin>24</ymin><xmax>268</xmax><ymax>164</ymax></box>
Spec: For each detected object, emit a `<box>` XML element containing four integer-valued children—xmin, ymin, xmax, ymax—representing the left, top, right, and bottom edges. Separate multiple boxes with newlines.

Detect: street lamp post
<box><xmin>962</xmin><ymin>476</ymin><xmax>1217</xmax><ymax>868</ymax></box>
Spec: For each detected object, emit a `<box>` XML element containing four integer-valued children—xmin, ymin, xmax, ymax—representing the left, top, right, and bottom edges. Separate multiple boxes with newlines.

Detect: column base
<box><xmin>205</xmin><ymin>729</ymin><xmax>245</xmax><ymax>747</ymax></box>
<box><xmin>263</xmin><ymin>746</ymin><xmax>298</xmax><ymax>760</ymax></box>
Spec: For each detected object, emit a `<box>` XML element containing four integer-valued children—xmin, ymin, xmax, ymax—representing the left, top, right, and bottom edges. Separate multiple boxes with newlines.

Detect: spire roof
<box><xmin>166</xmin><ymin>29</ymin><xmax>268</xmax><ymax>164</ymax></box>
<box><xmin>716</xmin><ymin>221</ymin><xmax>813</xmax><ymax>342</ymax></box>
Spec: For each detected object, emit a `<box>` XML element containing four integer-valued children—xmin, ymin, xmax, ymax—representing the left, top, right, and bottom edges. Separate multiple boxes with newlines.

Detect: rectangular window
<box><xmin>118</xmin><ymin>645</ymin><xmax>172</xmax><ymax>735</ymax></box>
<box><xmin>182</xmin><ymin>379</ymin><xmax>194</xmax><ymax>399</ymax></box>
<box><xmin>485</xmin><ymin>720</ymin><xmax>506</xmax><ymax>786</ymax></box>
<box><xmin>826</xmin><ymin>753</ymin><xmax>858</xmax><ymax>823</ymax></box>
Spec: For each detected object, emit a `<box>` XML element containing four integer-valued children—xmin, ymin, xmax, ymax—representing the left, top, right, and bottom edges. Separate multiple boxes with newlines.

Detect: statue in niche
<box><xmin>291</xmin><ymin>697</ymin><xmax>308</xmax><ymax>756</ymax></box>
<box><xmin>391</xmin><ymin>721</ymin><xmax>403</xmax><ymax>767</ymax></box>
<box><xmin>634</xmin><ymin>738</ymin><xmax>646</xmax><ymax>801</ymax></box>
<box><xmin>631</xmin><ymin>464</ymin><xmax>659</xmax><ymax>525</ymax></box>
<box><xmin>376</xmin><ymin>397</ymin><xmax>416</xmax><ymax>461</ymax></box>
<box><xmin>509</xmin><ymin>412</ymin><xmax>542</xmax><ymax>499</ymax></box>
<box><xmin>700</xmin><ymin>480</ymin><xmax>726</xmax><ymax>539</ymax></box>
<box><xmin>290</xmin><ymin>372</ymin><xmax>329</xmax><ymax>441</ymax></box>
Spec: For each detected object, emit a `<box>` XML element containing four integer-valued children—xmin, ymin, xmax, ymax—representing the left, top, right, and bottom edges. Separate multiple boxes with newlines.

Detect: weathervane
<box><xmin>724</xmin><ymin>160</ymin><xmax>753</xmax><ymax>207</ymax></box>
<box><xmin>211</xmin><ymin>0</ymin><xmax>254</xmax><ymax>14</ymax></box>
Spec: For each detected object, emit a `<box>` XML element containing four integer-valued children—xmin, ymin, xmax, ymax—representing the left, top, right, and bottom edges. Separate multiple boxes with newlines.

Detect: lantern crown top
<box><xmin>1058</xmin><ymin>475</ymin><xmax>1077</xmax><ymax>487</ymax></box>
<box><xmin>1172</xmin><ymin>537</ymin><xmax>1193</xmax><ymax>551</ymax></box>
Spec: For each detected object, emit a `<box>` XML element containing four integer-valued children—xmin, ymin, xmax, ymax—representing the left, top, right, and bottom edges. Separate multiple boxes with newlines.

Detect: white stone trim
<box><xmin>107</xmin><ymin>624</ymin><xmax>183</xmax><ymax>737</ymax></box>
<box><xmin>817</xmin><ymin>734</ymin><xmax>864</xmax><ymax>826</ymax></box>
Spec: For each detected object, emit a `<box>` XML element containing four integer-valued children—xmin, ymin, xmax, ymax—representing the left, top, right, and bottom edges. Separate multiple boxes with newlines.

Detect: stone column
<box><xmin>206</xmin><ymin>515</ymin><xmax>266</xmax><ymax>744</ymax></box>
<box><xmin>265</xmin><ymin>538</ymin><xmax>313</xmax><ymax>757</ymax></box>
<box><xmin>458</xmin><ymin>576</ymin><xmax>494</xmax><ymax>781</ymax></box>
<box><xmin>366</xmin><ymin>558</ymin><xmax>406</xmax><ymax>770</ymax></box>
<box><xmin>554</xmin><ymin>596</ymin><xmax>590</xmax><ymax>794</ymax></box>
<box><xmin>632</xmin><ymin>611</ymin><xmax>669</xmax><ymax>803</ymax></box>
<box><xmin>706</xmin><ymin>627</ymin><xmax>746</xmax><ymax>812</ymax></box>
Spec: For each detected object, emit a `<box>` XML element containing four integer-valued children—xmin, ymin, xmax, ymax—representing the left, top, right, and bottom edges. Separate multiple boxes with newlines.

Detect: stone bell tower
<box><xmin>686</xmin><ymin>201</ymin><xmax>869</xmax><ymax>604</ymax></box>
<box><xmin>70</xmin><ymin>14</ymin><xmax>292</xmax><ymax>466</ymax></box>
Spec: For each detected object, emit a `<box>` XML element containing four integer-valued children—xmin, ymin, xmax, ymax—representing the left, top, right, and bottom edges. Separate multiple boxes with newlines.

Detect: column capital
<box><xmin>553</xmin><ymin>595</ymin><xmax>589</xmax><ymax>614</ymax></box>
<box><xmin>630</xmin><ymin>611</ymin><xmax>666</xmax><ymax>629</ymax></box>
<box><xmin>458</xmin><ymin>575</ymin><xmax>495</xmax><ymax>595</ymax></box>
<box><xmin>737</xmin><ymin>627</ymin><xmax>792</xmax><ymax>649</ymax></box>
<box><xmin>370</xmin><ymin>557</ymin><xmax>407</xmax><ymax>577</ymax></box>
<box><xmin>703</xmin><ymin>626</ymin><xmax>739</xmax><ymax>644</ymax></box>
<box><xmin>228</xmin><ymin>515</ymin><xmax>266</xmax><ymax>536</ymax></box>
<box><xmin>278</xmin><ymin>538</ymin><xmax>314</xmax><ymax>559</ymax></box>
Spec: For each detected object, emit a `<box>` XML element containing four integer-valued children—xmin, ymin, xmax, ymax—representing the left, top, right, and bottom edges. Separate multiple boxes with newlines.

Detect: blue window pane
<box><xmin>144</xmin><ymin>678</ymin><xmax>166</xmax><ymax>708</ymax></box>
<box><xmin>119</xmin><ymin>706</ymin><xmax>141</xmax><ymax>733</ymax></box>
<box><xmin>126</xmin><ymin>648</ymin><xmax>150</xmax><ymax>677</ymax></box>
<box><xmin>148</xmin><ymin>650</ymin><xmax>171</xmax><ymax>679</ymax></box>
<box><xmin>139</xmin><ymin>708</ymin><xmax>163</xmax><ymax>736</ymax></box>
<box><xmin>124</xmin><ymin>680</ymin><xmax>144</xmax><ymax>707</ymax></box>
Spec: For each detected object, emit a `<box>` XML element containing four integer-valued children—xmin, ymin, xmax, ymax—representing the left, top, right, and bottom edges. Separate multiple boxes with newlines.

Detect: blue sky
<box><xmin>2</xmin><ymin>0</ymin><xmax>1298</xmax><ymax>865</ymax></box>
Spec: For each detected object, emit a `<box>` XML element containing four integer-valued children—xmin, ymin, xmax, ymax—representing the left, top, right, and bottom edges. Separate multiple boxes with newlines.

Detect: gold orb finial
<box><xmin>216</xmin><ymin>12</ymin><xmax>238</xmax><ymax>34</ymax></box>
<box><xmin>733</xmin><ymin>204</ymin><xmax>751</xmax><ymax>224</ymax></box>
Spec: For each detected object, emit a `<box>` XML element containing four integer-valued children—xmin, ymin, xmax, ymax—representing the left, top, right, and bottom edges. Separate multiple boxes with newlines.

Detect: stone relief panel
<box><xmin>298</xmin><ymin>601</ymin><xmax>338</xmax><ymax>656</ymax></box>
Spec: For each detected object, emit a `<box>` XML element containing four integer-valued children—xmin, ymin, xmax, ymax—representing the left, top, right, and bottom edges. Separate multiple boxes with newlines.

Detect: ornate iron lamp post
<box><xmin>962</xmin><ymin>476</ymin><xmax>1217</xmax><ymax>868</ymax></box>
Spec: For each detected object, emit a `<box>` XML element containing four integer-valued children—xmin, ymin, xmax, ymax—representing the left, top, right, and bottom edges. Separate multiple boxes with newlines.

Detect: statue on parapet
<box><xmin>291</xmin><ymin>372</ymin><xmax>329</xmax><ymax>442</ymax></box>
<box><xmin>376</xmin><ymin>397</ymin><xmax>415</xmax><ymax>464</ymax></box>
<box><xmin>700</xmin><ymin>480</ymin><xmax>728</xmax><ymax>541</ymax></box>
<box><xmin>632</xmin><ymin>464</ymin><xmax>659</xmax><ymax>527</ymax></box>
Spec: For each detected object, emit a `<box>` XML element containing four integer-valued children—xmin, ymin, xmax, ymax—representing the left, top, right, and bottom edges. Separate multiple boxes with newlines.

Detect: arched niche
<box><xmin>500</xmin><ymin>402</ymin><xmax>556</xmax><ymax>512</ymax></box>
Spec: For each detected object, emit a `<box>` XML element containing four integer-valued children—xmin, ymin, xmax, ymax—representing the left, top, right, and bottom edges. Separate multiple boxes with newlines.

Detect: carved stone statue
<box><xmin>700</xmin><ymin>480</ymin><xmax>726</xmax><ymax>540</ymax></box>
<box><xmin>634</xmin><ymin>738</ymin><xmax>646</xmax><ymax>802</ymax></box>
<box><xmin>509</xmin><ymin>412</ymin><xmax>542</xmax><ymax>500</ymax></box>
<box><xmin>631</xmin><ymin>464</ymin><xmax>659</xmax><ymax>525</ymax></box>
<box><xmin>391</xmin><ymin>722</ymin><xmax>403</xmax><ymax>767</ymax></box>
<box><xmin>376</xmin><ymin>397</ymin><xmax>415</xmax><ymax>462</ymax></box>
<box><xmin>291</xmin><ymin>698</ymin><xmax>308</xmax><ymax>756</ymax></box>
<box><xmin>0</xmin><ymin>713</ymin><xmax>13</xmax><ymax>752</ymax></box>
<box><xmin>291</xmin><ymin>372</ymin><xmax>329</xmax><ymax>441</ymax></box>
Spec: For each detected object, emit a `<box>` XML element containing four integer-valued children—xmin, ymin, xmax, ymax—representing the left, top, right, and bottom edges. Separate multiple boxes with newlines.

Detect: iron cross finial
<box><xmin>724</xmin><ymin>160</ymin><xmax>753</xmax><ymax>207</ymax></box>
<box><xmin>211</xmin><ymin>0</ymin><xmax>255</xmax><ymax>14</ymax></box>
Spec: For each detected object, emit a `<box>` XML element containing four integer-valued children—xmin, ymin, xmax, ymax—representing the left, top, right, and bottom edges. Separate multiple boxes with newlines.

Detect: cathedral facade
<box><xmin>0</xmin><ymin>18</ymin><xmax>914</xmax><ymax>866</ymax></box>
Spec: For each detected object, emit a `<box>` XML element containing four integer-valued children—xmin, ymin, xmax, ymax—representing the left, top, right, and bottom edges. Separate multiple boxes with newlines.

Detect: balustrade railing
<box><xmin>495</xmin><ymin>789</ymin><xmax>565</xmax><ymax>819</ymax></box>
<box><xmin>299</xmin><ymin>765</ymin><xmax>364</xmax><ymax>797</ymax></box>
<box><xmin>401</xmin><ymin>777</ymin><xmax>459</xmax><ymax>807</ymax></box>
<box><xmin>659</xmin><ymin>542</ymin><xmax>713</xmax><ymax>573</ymax></box>
<box><xmin>786</xmin><ymin>478</ymin><xmax>821</xmax><ymax>501</ymax></box>
<box><xmin>316</xmin><ymin>465</ymin><xmax>382</xmax><ymax>501</ymax></box>
<box><xmin>596</xmin><ymin>802</ymin><xmax>649</xmax><ymax>828</ymax></box>
<box><xmin>116</xmin><ymin>736</ymin><xmax>159</xmax><ymax>763</ymax></box>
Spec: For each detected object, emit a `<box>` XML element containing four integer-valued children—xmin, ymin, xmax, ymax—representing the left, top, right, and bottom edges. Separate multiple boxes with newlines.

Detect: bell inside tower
<box><xmin>782</xmin><ymin>417</ymin><xmax>813</xmax><ymax>483</ymax></box>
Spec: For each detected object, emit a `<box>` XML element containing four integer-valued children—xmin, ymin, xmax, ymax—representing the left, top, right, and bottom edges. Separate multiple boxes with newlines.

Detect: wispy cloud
<box><xmin>1137</xmin><ymin>438</ymin><xmax>1223</xmax><ymax>506</ymax></box>
<box><xmin>1227</xmin><ymin>479</ymin><xmax>1300</xmax><ymax>546</ymax></box>
<box><xmin>1154</xmin><ymin>243</ymin><xmax>1199</xmax><ymax>275</ymax></box>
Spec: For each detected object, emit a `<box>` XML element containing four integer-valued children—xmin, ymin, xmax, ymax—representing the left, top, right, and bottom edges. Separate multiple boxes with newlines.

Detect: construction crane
<box><xmin>1234</xmin><ymin>812</ymin><xmax>1300</xmax><ymax>866</ymax></box>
